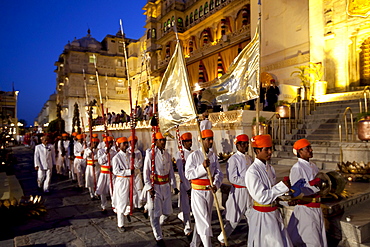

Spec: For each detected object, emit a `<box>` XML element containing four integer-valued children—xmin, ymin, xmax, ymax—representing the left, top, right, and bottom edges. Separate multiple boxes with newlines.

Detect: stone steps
<box><xmin>0</xmin><ymin>172</ymin><xmax>24</xmax><ymax>202</ymax></box>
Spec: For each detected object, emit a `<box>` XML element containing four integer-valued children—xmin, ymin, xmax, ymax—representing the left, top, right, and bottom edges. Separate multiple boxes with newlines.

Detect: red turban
<box><xmin>116</xmin><ymin>137</ymin><xmax>128</xmax><ymax>144</ymax></box>
<box><xmin>201</xmin><ymin>129</ymin><xmax>213</xmax><ymax>138</ymax></box>
<box><xmin>128</xmin><ymin>135</ymin><xmax>138</xmax><ymax>142</ymax></box>
<box><xmin>251</xmin><ymin>134</ymin><xmax>272</xmax><ymax>148</ymax></box>
<box><xmin>293</xmin><ymin>139</ymin><xmax>310</xmax><ymax>150</ymax></box>
<box><xmin>180</xmin><ymin>132</ymin><xmax>192</xmax><ymax>141</ymax></box>
<box><xmin>155</xmin><ymin>132</ymin><xmax>165</xmax><ymax>140</ymax></box>
<box><xmin>234</xmin><ymin>134</ymin><xmax>249</xmax><ymax>144</ymax></box>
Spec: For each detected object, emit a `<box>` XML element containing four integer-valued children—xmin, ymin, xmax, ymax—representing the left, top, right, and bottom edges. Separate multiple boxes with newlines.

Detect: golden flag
<box><xmin>158</xmin><ymin>40</ymin><xmax>197</xmax><ymax>133</ymax></box>
<box><xmin>202</xmin><ymin>24</ymin><xmax>260</xmax><ymax>105</ymax></box>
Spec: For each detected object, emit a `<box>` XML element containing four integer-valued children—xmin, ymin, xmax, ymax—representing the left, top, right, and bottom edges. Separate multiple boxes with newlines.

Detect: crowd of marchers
<box><xmin>33</xmin><ymin>127</ymin><xmax>327</xmax><ymax>247</ymax></box>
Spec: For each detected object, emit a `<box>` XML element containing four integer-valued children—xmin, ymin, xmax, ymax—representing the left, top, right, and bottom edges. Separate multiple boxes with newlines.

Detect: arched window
<box><xmin>190</xmin><ymin>12</ymin><xmax>194</xmax><ymax>24</ymax></box>
<box><xmin>185</xmin><ymin>15</ymin><xmax>189</xmax><ymax>26</ymax></box>
<box><xmin>204</xmin><ymin>2</ymin><xmax>209</xmax><ymax>14</ymax></box>
<box><xmin>171</xmin><ymin>16</ymin><xmax>175</xmax><ymax>26</ymax></box>
<box><xmin>152</xmin><ymin>28</ymin><xmax>156</xmax><ymax>39</ymax></box>
<box><xmin>167</xmin><ymin>19</ymin><xmax>171</xmax><ymax>29</ymax></box>
<box><xmin>199</xmin><ymin>6</ymin><xmax>203</xmax><ymax>18</ymax></box>
<box><xmin>210</xmin><ymin>0</ymin><xmax>214</xmax><ymax>10</ymax></box>
<box><xmin>163</xmin><ymin>22</ymin><xmax>166</xmax><ymax>32</ymax></box>
<box><xmin>178</xmin><ymin>18</ymin><xmax>183</xmax><ymax>27</ymax></box>
<box><xmin>216</xmin><ymin>0</ymin><xmax>221</xmax><ymax>7</ymax></box>
<box><xmin>194</xmin><ymin>9</ymin><xmax>198</xmax><ymax>20</ymax></box>
<box><xmin>147</xmin><ymin>29</ymin><xmax>151</xmax><ymax>39</ymax></box>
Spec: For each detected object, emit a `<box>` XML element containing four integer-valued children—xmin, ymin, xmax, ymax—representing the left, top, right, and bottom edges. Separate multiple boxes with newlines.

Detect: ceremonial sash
<box><xmin>76</xmin><ymin>156</ymin><xmax>84</xmax><ymax>159</ymax></box>
<box><xmin>153</xmin><ymin>174</ymin><xmax>169</xmax><ymax>185</ymax></box>
<box><xmin>232</xmin><ymin>184</ymin><xmax>246</xmax><ymax>188</ymax></box>
<box><xmin>298</xmin><ymin>196</ymin><xmax>321</xmax><ymax>208</ymax></box>
<box><xmin>116</xmin><ymin>175</ymin><xmax>131</xmax><ymax>178</ymax></box>
<box><xmin>191</xmin><ymin>178</ymin><xmax>211</xmax><ymax>190</ymax></box>
<box><xmin>101</xmin><ymin>165</ymin><xmax>111</xmax><ymax>174</ymax></box>
<box><xmin>87</xmin><ymin>160</ymin><xmax>97</xmax><ymax>165</ymax></box>
<box><xmin>253</xmin><ymin>201</ymin><xmax>278</xmax><ymax>212</ymax></box>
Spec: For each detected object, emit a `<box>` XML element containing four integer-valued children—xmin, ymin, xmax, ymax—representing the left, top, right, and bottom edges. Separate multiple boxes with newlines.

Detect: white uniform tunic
<box><xmin>112</xmin><ymin>150</ymin><xmax>131</xmax><ymax>227</ymax></box>
<box><xmin>176</xmin><ymin>148</ymin><xmax>192</xmax><ymax>235</ymax></box>
<box><xmin>143</xmin><ymin>147</ymin><xmax>177</xmax><ymax>241</ymax></box>
<box><xmin>83</xmin><ymin>147</ymin><xmax>100</xmax><ymax>194</ymax></box>
<box><xmin>218</xmin><ymin>151</ymin><xmax>253</xmax><ymax>243</ymax></box>
<box><xmin>128</xmin><ymin>146</ymin><xmax>143</xmax><ymax>208</ymax></box>
<box><xmin>74</xmin><ymin>141</ymin><xmax>86</xmax><ymax>187</ymax></box>
<box><xmin>287</xmin><ymin>158</ymin><xmax>327</xmax><ymax>247</ymax></box>
<box><xmin>96</xmin><ymin>147</ymin><xmax>117</xmax><ymax>196</ymax></box>
<box><xmin>34</xmin><ymin>143</ymin><xmax>56</xmax><ymax>192</ymax></box>
<box><xmin>245</xmin><ymin>158</ymin><xmax>292</xmax><ymax>247</ymax></box>
<box><xmin>185</xmin><ymin>149</ymin><xmax>223</xmax><ymax>247</ymax></box>
<box><xmin>56</xmin><ymin>139</ymin><xmax>70</xmax><ymax>175</ymax></box>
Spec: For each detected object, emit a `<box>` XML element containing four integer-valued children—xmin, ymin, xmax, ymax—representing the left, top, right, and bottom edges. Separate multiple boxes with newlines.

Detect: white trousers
<box><xmin>37</xmin><ymin>169</ymin><xmax>52</xmax><ymax>192</ymax></box>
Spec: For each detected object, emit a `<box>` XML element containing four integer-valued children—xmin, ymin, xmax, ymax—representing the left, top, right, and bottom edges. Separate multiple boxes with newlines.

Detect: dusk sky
<box><xmin>0</xmin><ymin>0</ymin><xmax>147</xmax><ymax>126</ymax></box>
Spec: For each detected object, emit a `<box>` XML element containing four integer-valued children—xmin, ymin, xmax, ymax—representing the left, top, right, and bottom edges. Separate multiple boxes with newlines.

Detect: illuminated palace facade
<box><xmin>133</xmin><ymin>0</ymin><xmax>370</xmax><ymax>104</ymax></box>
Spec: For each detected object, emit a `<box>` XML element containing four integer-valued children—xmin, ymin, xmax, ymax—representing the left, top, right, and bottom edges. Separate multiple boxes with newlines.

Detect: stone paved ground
<box><xmin>0</xmin><ymin>146</ymin><xmax>248</xmax><ymax>247</ymax></box>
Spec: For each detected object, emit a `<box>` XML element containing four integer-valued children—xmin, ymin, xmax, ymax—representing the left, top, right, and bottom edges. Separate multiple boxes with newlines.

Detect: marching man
<box><xmin>74</xmin><ymin>134</ymin><xmax>86</xmax><ymax>190</ymax></box>
<box><xmin>143</xmin><ymin>132</ymin><xmax>178</xmax><ymax>247</ymax></box>
<box><xmin>245</xmin><ymin>134</ymin><xmax>305</xmax><ymax>247</ymax></box>
<box><xmin>127</xmin><ymin>135</ymin><xmax>143</xmax><ymax>209</ymax></box>
<box><xmin>287</xmin><ymin>139</ymin><xmax>327</xmax><ymax>247</ymax></box>
<box><xmin>56</xmin><ymin>133</ymin><xmax>70</xmax><ymax>178</ymax></box>
<box><xmin>176</xmin><ymin>132</ymin><xmax>193</xmax><ymax>236</ymax></box>
<box><xmin>84</xmin><ymin>137</ymin><xmax>100</xmax><ymax>200</ymax></box>
<box><xmin>185</xmin><ymin>129</ymin><xmax>223</xmax><ymax>247</ymax></box>
<box><xmin>218</xmin><ymin>134</ymin><xmax>253</xmax><ymax>245</ymax></box>
<box><xmin>34</xmin><ymin>136</ymin><xmax>55</xmax><ymax>193</ymax></box>
<box><xmin>112</xmin><ymin>137</ymin><xmax>132</xmax><ymax>233</ymax></box>
<box><xmin>96</xmin><ymin>136</ymin><xmax>117</xmax><ymax>213</ymax></box>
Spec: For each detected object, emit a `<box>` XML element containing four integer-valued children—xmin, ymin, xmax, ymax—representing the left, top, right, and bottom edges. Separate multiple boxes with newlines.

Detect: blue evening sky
<box><xmin>0</xmin><ymin>0</ymin><xmax>147</xmax><ymax>126</ymax></box>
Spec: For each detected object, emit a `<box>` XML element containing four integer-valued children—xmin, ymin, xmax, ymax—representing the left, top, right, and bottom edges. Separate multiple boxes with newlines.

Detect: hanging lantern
<box><xmin>199</xmin><ymin>63</ymin><xmax>205</xmax><ymax>82</ymax></box>
<box><xmin>203</xmin><ymin>30</ymin><xmax>209</xmax><ymax>44</ymax></box>
<box><xmin>217</xmin><ymin>54</ymin><xmax>224</xmax><ymax>78</ymax></box>
<box><xmin>242</xmin><ymin>8</ymin><xmax>249</xmax><ymax>26</ymax></box>
<box><xmin>189</xmin><ymin>39</ymin><xmax>193</xmax><ymax>53</ymax></box>
<box><xmin>221</xmin><ymin>18</ymin><xmax>226</xmax><ymax>35</ymax></box>
<box><xmin>166</xmin><ymin>44</ymin><xmax>170</xmax><ymax>58</ymax></box>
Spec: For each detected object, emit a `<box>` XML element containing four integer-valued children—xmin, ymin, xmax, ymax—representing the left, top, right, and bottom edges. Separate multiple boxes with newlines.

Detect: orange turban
<box><xmin>76</xmin><ymin>134</ymin><xmax>83</xmax><ymax>140</ymax></box>
<box><xmin>234</xmin><ymin>134</ymin><xmax>249</xmax><ymax>144</ymax></box>
<box><xmin>180</xmin><ymin>132</ymin><xmax>192</xmax><ymax>141</ymax></box>
<box><xmin>251</xmin><ymin>134</ymin><xmax>272</xmax><ymax>148</ymax></box>
<box><xmin>128</xmin><ymin>135</ymin><xmax>138</xmax><ymax>142</ymax></box>
<box><xmin>107</xmin><ymin>136</ymin><xmax>114</xmax><ymax>141</ymax></box>
<box><xmin>154</xmin><ymin>132</ymin><xmax>165</xmax><ymax>140</ymax></box>
<box><xmin>92</xmin><ymin>133</ymin><xmax>98</xmax><ymax>138</ymax></box>
<box><xmin>293</xmin><ymin>139</ymin><xmax>310</xmax><ymax>150</ymax></box>
<box><xmin>72</xmin><ymin>132</ymin><xmax>78</xmax><ymax>137</ymax></box>
<box><xmin>116</xmin><ymin>137</ymin><xmax>128</xmax><ymax>144</ymax></box>
<box><xmin>201</xmin><ymin>129</ymin><xmax>213</xmax><ymax>138</ymax></box>
<box><xmin>92</xmin><ymin>138</ymin><xmax>100</xmax><ymax>143</ymax></box>
<box><xmin>62</xmin><ymin>133</ymin><xmax>68</xmax><ymax>137</ymax></box>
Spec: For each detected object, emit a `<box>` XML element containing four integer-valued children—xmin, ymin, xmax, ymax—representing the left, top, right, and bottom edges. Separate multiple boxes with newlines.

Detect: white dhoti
<box><xmin>113</xmin><ymin>176</ymin><xmax>130</xmax><ymax>227</ymax></box>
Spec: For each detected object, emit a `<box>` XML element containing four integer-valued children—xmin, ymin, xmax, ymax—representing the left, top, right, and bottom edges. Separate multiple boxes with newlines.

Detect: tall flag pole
<box><xmin>93</xmin><ymin>54</ymin><xmax>114</xmax><ymax>194</ymax></box>
<box><xmin>256</xmin><ymin>0</ymin><xmax>262</xmax><ymax>134</ymax></box>
<box><xmin>157</xmin><ymin>27</ymin><xmax>229</xmax><ymax>246</ymax></box>
<box><xmin>120</xmin><ymin>19</ymin><xmax>136</xmax><ymax>215</ymax></box>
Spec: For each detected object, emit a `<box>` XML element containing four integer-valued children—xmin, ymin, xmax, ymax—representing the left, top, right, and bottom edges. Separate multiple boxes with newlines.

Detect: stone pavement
<box><xmin>0</xmin><ymin>146</ymin><xmax>248</xmax><ymax>247</ymax></box>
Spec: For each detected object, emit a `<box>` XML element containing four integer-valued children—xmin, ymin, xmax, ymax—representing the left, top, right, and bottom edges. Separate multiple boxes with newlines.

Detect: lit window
<box><xmin>171</xmin><ymin>16</ymin><xmax>175</xmax><ymax>26</ymax></box>
<box><xmin>194</xmin><ymin>9</ymin><xmax>198</xmax><ymax>20</ymax></box>
<box><xmin>204</xmin><ymin>2</ymin><xmax>209</xmax><ymax>14</ymax></box>
<box><xmin>178</xmin><ymin>18</ymin><xmax>183</xmax><ymax>27</ymax></box>
<box><xmin>210</xmin><ymin>0</ymin><xmax>214</xmax><ymax>10</ymax></box>
<box><xmin>190</xmin><ymin>13</ymin><xmax>193</xmax><ymax>23</ymax></box>
<box><xmin>199</xmin><ymin>6</ymin><xmax>203</xmax><ymax>18</ymax></box>
<box><xmin>89</xmin><ymin>55</ymin><xmax>95</xmax><ymax>63</ymax></box>
<box><xmin>152</xmin><ymin>29</ymin><xmax>156</xmax><ymax>39</ymax></box>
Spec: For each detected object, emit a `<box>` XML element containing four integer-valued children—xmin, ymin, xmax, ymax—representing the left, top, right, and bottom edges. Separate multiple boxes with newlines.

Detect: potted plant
<box><xmin>357</xmin><ymin>111</ymin><xmax>370</xmax><ymax>141</ymax></box>
<box><xmin>252</xmin><ymin>116</ymin><xmax>268</xmax><ymax>136</ymax></box>
<box><xmin>275</xmin><ymin>100</ymin><xmax>291</xmax><ymax>119</ymax></box>
<box><xmin>291</xmin><ymin>62</ymin><xmax>326</xmax><ymax>99</ymax></box>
